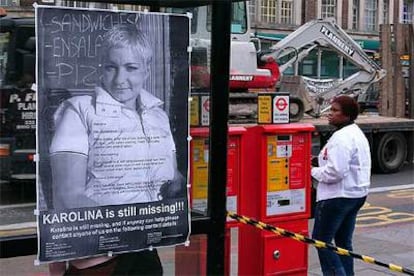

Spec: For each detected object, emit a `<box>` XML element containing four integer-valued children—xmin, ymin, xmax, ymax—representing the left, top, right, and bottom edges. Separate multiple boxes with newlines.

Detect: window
<box><xmin>169</xmin><ymin>3</ymin><xmax>247</xmax><ymax>35</ymax></box>
<box><xmin>402</xmin><ymin>1</ymin><xmax>413</xmax><ymax>24</ymax></box>
<box><xmin>58</xmin><ymin>1</ymin><xmax>147</xmax><ymax>10</ymax></box>
<box><xmin>352</xmin><ymin>0</ymin><xmax>359</xmax><ymax>30</ymax></box>
<box><xmin>364</xmin><ymin>0</ymin><xmax>378</xmax><ymax>31</ymax></box>
<box><xmin>0</xmin><ymin>32</ymin><xmax>10</xmax><ymax>91</ymax></box>
<box><xmin>321</xmin><ymin>0</ymin><xmax>337</xmax><ymax>19</ymax></box>
<box><xmin>280</xmin><ymin>0</ymin><xmax>293</xmax><ymax>24</ymax></box>
<box><xmin>298</xmin><ymin>50</ymin><xmax>318</xmax><ymax>77</ymax></box>
<box><xmin>60</xmin><ymin>1</ymin><xmax>90</xmax><ymax>8</ymax></box>
<box><xmin>169</xmin><ymin>7</ymin><xmax>198</xmax><ymax>33</ymax></box>
<box><xmin>260</xmin><ymin>0</ymin><xmax>294</xmax><ymax>25</ymax></box>
<box><xmin>320</xmin><ymin>50</ymin><xmax>340</xmax><ymax>78</ymax></box>
<box><xmin>343</xmin><ymin>58</ymin><xmax>359</xmax><ymax>78</ymax></box>
<box><xmin>0</xmin><ymin>0</ymin><xmax>17</xmax><ymax>6</ymax></box>
<box><xmin>382</xmin><ymin>0</ymin><xmax>389</xmax><ymax>24</ymax></box>
<box><xmin>231</xmin><ymin>1</ymin><xmax>248</xmax><ymax>33</ymax></box>
<box><xmin>248</xmin><ymin>1</ymin><xmax>256</xmax><ymax>23</ymax></box>
<box><xmin>261</xmin><ymin>0</ymin><xmax>278</xmax><ymax>23</ymax></box>
<box><xmin>207</xmin><ymin>2</ymin><xmax>248</xmax><ymax>33</ymax></box>
<box><xmin>116</xmin><ymin>5</ymin><xmax>148</xmax><ymax>12</ymax></box>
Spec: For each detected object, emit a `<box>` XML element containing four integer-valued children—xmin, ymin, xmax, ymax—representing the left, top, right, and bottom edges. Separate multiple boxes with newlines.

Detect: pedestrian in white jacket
<box><xmin>311</xmin><ymin>95</ymin><xmax>371</xmax><ymax>276</ymax></box>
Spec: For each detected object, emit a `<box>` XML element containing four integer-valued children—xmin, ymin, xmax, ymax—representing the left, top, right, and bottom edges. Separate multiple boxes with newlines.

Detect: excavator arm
<box><xmin>260</xmin><ymin>18</ymin><xmax>386</xmax><ymax>117</ymax></box>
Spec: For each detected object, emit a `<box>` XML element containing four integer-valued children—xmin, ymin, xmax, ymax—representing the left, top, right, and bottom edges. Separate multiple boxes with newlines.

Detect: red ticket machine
<box><xmin>239</xmin><ymin>123</ymin><xmax>315</xmax><ymax>275</ymax></box>
<box><xmin>175</xmin><ymin>126</ymin><xmax>246</xmax><ymax>275</ymax></box>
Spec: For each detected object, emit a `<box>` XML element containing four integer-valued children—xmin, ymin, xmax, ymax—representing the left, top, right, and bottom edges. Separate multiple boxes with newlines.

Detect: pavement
<box><xmin>1</xmin><ymin>189</ymin><xmax>413</xmax><ymax>275</ymax></box>
<box><xmin>307</xmin><ymin>220</ymin><xmax>414</xmax><ymax>275</ymax></box>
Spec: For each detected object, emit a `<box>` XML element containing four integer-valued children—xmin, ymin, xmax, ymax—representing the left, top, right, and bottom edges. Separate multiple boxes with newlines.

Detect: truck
<box><xmin>180</xmin><ymin>4</ymin><xmax>414</xmax><ymax>174</ymax></box>
<box><xmin>250</xmin><ymin>18</ymin><xmax>413</xmax><ymax>173</ymax></box>
<box><xmin>0</xmin><ymin>16</ymin><xmax>36</xmax><ymax>191</ymax></box>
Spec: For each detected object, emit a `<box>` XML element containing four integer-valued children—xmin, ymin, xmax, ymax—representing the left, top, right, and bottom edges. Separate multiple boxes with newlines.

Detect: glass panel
<box><xmin>116</xmin><ymin>4</ymin><xmax>149</xmax><ymax>12</ymax></box>
<box><xmin>343</xmin><ymin>58</ymin><xmax>359</xmax><ymax>78</ymax></box>
<box><xmin>0</xmin><ymin>32</ymin><xmax>9</xmax><ymax>83</ymax></box>
<box><xmin>207</xmin><ymin>3</ymin><xmax>248</xmax><ymax>34</ymax></box>
<box><xmin>364</xmin><ymin>0</ymin><xmax>378</xmax><ymax>31</ymax></box>
<box><xmin>0</xmin><ymin>234</ymin><xmax>211</xmax><ymax>274</ymax></box>
<box><xmin>320</xmin><ymin>50</ymin><xmax>340</xmax><ymax>78</ymax></box>
<box><xmin>74</xmin><ymin>1</ymin><xmax>89</xmax><ymax>8</ymax></box>
<box><xmin>174</xmin><ymin>230</ymin><xmax>239</xmax><ymax>275</ymax></box>
<box><xmin>0</xmin><ymin>15</ymin><xmax>37</xmax><ymax>239</ymax></box>
<box><xmin>298</xmin><ymin>50</ymin><xmax>318</xmax><ymax>77</ymax></box>
<box><xmin>261</xmin><ymin>0</ymin><xmax>278</xmax><ymax>24</ymax></box>
<box><xmin>382</xmin><ymin>0</ymin><xmax>389</xmax><ymax>24</ymax></box>
<box><xmin>248</xmin><ymin>0</ymin><xmax>256</xmax><ymax>23</ymax></box>
<box><xmin>169</xmin><ymin>7</ymin><xmax>199</xmax><ymax>34</ymax></box>
<box><xmin>0</xmin><ymin>0</ymin><xmax>203</xmax><ymax>243</ymax></box>
<box><xmin>231</xmin><ymin>1</ymin><xmax>248</xmax><ymax>34</ymax></box>
<box><xmin>321</xmin><ymin>0</ymin><xmax>337</xmax><ymax>19</ymax></box>
<box><xmin>352</xmin><ymin>0</ymin><xmax>359</xmax><ymax>30</ymax></box>
<box><xmin>282</xmin><ymin>65</ymin><xmax>295</xmax><ymax>75</ymax></box>
<box><xmin>258</xmin><ymin>0</ymin><xmax>294</xmax><ymax>25</ymax></box>
<box><xmin>402</xmin><ymin>1</ymin><xmax>413</xmax><ymax>24</ymax></box>
<box><xmin>0</xmin><ymin>0</ymin><xmax>16</xmax><ymax>6</ymax></box>
<box><xmin>174</xmin><ymin>234</ymin><xmax>208</xmax><ymax>275</ymax></box>
<box><xmin>280</xmin><ymin>0</ymin><xmax>293</xmax><ymax>24</ymax></box>
<box><xmin>169</xmin><ymin>2</ymin><xmax>247</xmax><ymax>35</ymax></box>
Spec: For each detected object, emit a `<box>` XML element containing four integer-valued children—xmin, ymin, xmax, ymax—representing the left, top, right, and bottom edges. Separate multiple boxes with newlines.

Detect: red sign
<box><xmin>275</xmin><ymin>98</ymin><xmax>288</xmax><ymax>111</ymax></box>
<box><xmin>203</xmin><ymin>98</ymin><xmax>210</xmax><ymax>112</ymax></box>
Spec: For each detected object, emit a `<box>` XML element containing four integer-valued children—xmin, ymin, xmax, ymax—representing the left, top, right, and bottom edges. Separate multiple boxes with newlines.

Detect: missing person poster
<box><xmin>35</xmin><ymin>6</ymin><xmax>190</xmax><ymax>263</ymax></box>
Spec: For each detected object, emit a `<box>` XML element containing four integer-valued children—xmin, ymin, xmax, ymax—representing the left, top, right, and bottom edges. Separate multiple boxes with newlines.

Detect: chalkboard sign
<box><xmin>37</xmin><ymin>7</ymin><xmax>176</xmax><ymax>100</ymax></box>
<box><xmin>36</xmin><ymin>6</ymin><xmax>191</xmax><ymax>263</ymax></box>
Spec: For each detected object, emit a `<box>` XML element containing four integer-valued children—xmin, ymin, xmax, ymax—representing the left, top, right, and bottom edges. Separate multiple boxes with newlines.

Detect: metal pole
<box><xmin>409</xmin><ymin>24</ymin><xmax>414</xmax><ymax>119</ymax></box>
<box><xmin>207</xmin><ymin>0</ymin><xmax>231</xmax><ymax>274</ymax></box>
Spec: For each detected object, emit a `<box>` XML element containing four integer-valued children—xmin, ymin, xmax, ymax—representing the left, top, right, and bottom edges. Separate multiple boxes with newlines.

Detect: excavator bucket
<box><xmin>277</xmin><ymin>75</ymin><xmax>313</xmax><ymax>113</ymax></box>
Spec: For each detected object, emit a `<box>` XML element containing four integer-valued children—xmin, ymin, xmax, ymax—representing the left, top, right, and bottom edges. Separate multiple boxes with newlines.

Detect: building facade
<box><xmin>249</xmin><ymin>0</ymin><xmax>413</xmax><ymax>33</ymax></box>
<box><xmin>0</xmin><ymin>0</ymin><xmax>412</xmax><ymax>81</ymax></box>
<box><xmin>248</xmin><ymin>0</ymin><xmax>413</xmax><ymax>79</ymax></box>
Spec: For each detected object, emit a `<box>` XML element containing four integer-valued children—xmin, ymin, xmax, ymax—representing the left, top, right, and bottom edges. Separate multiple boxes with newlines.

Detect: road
<box><xmin>361</xmin><ymin>161</ymin><xmax>414</xmax><ymax>226</ymax></box>
<box><xmin>0</xmin><ymin>162</ymin><xmax>412</xmax><ymax>234</ymax></box>
<box><xmin>371</xmin><ymin>162</ymin><xmax>414</xmax><ymax>190</ymax></box>
<box><xmin>0</xmin><ymin>163</ymin><xmax>413</xmax><ymax>275</ymax></box>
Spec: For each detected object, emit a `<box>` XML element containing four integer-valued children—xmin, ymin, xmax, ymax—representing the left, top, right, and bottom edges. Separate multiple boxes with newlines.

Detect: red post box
<box><xmin>239</xmin><ymin>123</ymin><xmax>315</xmax><ymax>275</ymax></box>
<box><xmin>175</xmin><ymin>126</ymin><xmax>246</xmax><ymax>275</ymax></box>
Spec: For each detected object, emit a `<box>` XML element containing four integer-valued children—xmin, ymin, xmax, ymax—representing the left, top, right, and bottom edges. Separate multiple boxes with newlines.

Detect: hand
<box><xmin>159</xmin><ymin>172</ymin><xmax>186</xmax><ymax>200</ymax></box>
<box><xmin>311</xmin><ymin>156</ymin><xmax>319</xmax><ymax>167</ymax></box>
<box><xmin>311</xmin><ymin>176</ymin><xmax>318</xmax><ymax>188</ymax></box>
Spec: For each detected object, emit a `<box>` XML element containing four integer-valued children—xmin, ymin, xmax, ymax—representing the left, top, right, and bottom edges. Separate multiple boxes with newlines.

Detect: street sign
<box><xmin>258</xmin><ymin>93</ymin><xmax>290</xmax><ymax>124</ymax></box>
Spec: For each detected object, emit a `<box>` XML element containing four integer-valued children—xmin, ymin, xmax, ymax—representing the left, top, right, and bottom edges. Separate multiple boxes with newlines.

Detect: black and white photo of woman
<box><xmin>49</xmin><ymin>23</ymin><xmax>185</xmax><ymax>210</ymax></box>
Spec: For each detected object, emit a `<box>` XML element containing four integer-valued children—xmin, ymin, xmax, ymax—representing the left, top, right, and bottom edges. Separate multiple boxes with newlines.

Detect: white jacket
<box><xmin>311</xmin><ymin>123</ymin><xmax>371</xmax><ymax>202</ymax></box>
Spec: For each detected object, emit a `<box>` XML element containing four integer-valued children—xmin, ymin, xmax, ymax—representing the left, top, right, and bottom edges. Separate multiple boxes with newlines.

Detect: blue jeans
<box><xmin>312</xmin><ymin>197</ymin><xmax>366</xmax><ymax>276</ymax></box>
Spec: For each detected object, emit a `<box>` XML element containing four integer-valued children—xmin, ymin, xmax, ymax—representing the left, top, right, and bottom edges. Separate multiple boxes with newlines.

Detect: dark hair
<box><xmin>332</xmin><ymin>95</ymin><xmax>359</xmax><ymax>121</ymax></box>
